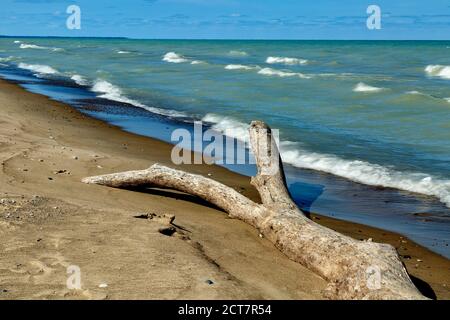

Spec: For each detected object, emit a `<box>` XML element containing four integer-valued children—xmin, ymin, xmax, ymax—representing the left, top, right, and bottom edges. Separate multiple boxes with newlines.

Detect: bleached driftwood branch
<box><xmin>82</xmin><ymin>121</ymin><xmax>426</xmax><ymax>300</ymax></box>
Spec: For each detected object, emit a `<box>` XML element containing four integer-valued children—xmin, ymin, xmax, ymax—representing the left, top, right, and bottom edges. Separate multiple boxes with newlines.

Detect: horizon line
<box><xmin>1</xmin><ymin>35</ymin><xmax>450</xmax><ymax>41</ymax></box>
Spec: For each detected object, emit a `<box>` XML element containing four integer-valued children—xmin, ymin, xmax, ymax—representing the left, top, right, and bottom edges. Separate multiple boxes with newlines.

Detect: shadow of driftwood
<box><xmin>409</xmin><ymin>275</ymin><xmax>437</xmax><ymax>300</ymax></box>
<box><xmin>125</xmin><ymin>186</ymin><xmax>225</xmax><ymax>212</ymax></box>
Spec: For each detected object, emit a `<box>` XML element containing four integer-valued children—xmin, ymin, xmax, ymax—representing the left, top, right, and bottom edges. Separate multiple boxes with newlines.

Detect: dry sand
<box><xmin>0</xmin><ymin>79</ymin><xmax>448</xmax><ymax>300</ymax></box>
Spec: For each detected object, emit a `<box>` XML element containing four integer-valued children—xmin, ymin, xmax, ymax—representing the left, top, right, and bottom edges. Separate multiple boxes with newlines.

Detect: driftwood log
<box><xmin>82</xmin><ymin>121</ymin><xmax>426</xmax><ymax>300</ymax></box>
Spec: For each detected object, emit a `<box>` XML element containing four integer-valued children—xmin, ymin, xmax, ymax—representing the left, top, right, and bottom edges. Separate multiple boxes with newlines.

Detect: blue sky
<box><xmin>1</xmin><ymin>0</ymin><xmax>450</xmax><ymax>39</ymax></box>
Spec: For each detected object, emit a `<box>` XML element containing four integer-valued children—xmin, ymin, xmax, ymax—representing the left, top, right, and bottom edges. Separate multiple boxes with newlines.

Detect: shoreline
<box><xmin>0</xmin><ymin>78</ymin><xmax>448</xmax><ymax>299</ymax></box>
<box><xmin>1</xmin><ymin>62</ymin><xmax>449</xmax><ymax>258</ymax></box>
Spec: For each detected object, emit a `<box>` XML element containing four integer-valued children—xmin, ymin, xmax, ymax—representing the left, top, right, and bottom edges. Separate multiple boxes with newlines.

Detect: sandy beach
<box><xmin>0</xmin><ymin>78</ymin><xmax>448</xmax><ymax>300</ymax></box>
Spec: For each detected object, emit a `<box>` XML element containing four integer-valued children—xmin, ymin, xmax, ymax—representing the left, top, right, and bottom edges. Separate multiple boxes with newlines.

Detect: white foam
<box><xmin>91</xmin><ymin>79</ymin><xmax>147</xmax><ymax>107</ymax></box>
<box><xmin>201</xmin><ymin>113</ymin><xmax>450</xmax><ymax>207</ymax></box>
<box><xmin>19</xmin><ymin>43</ymin><xmax>63</xmax><ymax>52</ymax></box>
<box><xmin>13</xmin><ymin>40</ymin><xmax>22</xmax><ymax>44</ymax></box>
<box><xmin>353</xmin><ymin>82</ymin><xmax>384</xmax><ymax>92</ymax></box>
<box><xmin>20</xmin><ymin>43</ymin><xmax>46</xmax><ymax>50</ymax></box>
<box><xmin>18</xmin><ymin>63</ymin><xmax>59</xmax><ymax>75</ymax></box>
<box><xmin>225</xmin><ymin>64</ymin><xmax>258</xmax><ymax>71</ymax></box>
<box><xmin>425</xmin><ymin>65</ymin><xmax>450</xmax><ymax>80</ymax></box>
<box><xmin>280</xmin><ymin>142</ymin><xmax>450</xmax><ymax>207</ymax></box>
<box><xmin>202</xmin><ymin>113</ymin><xmax>250</xmax><ymax>142</ymax></box>
<box><xmin>266</xmin><ymin>56</ymin><xmax>308</xmax><ymax>65</ymax></box>
<box><xmin>445</xmin><ymin>98</ymin><xmax>450</xmax><ymax>104</ymax></box>
<box><xmin>117</xmin><ymin>51</ymin><xmax>131</xmax><ymax>54</ymax></box>
<box><xmin>229</xmin><ymin>50</ymin><xmax>248</xmax><ymax>56</ymax></box>
<box><xmin>258</xmin><ymin>67</ymin><xmax>311</xmax><ymax>79</ymax></box>
<box><xmin>91</xmin><ymin>79</ymin><xmax>186</xmax><ymax>118</ymax></box>
<box><xmin>162</xmin><ymin>52</ymin><xmax>189</xmax><ymax>63</ymax></box>
<box><xmin>191</xmin><ymin>60</ymin><xmax>205</xmax><ymax>65</ymax></box>
<box><xmin>71</xmin><ymin>74</ymin><xmax>88</xmax><ymax>86</ymax></box>
<box><xmin>406</xmin><ymin>90</ymin><xmax>422</xmax><ymax>95</ymax></box>
<box><xmin>162</xmin><ymin>52</ymin><xmax>206</xmax><ymax>65</ymax></box>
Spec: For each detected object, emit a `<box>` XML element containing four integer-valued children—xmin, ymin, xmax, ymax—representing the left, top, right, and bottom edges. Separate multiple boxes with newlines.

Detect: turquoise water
<box><xmin>1</xmin><ymin>38</ymin><xmax>449</xmax><ymax>256</ymax></box>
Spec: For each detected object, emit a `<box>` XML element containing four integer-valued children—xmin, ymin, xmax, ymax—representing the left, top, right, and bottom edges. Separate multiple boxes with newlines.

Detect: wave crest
<box><xmin>18</xmin><ymin>63</ymin><xmax>59</xmax><ymax>75</ymax></box>
<box><xmin>71</xmin><ymin>74</ymin><xmax>88</xmax><ymax>86</ymax></box>
<box><xmin>91</xmin><ymin>79</ymin><xmax>186</xmax><ymax>118</ymax></box>
<box><xmin>280</xmin><ymin>143</ymin><xmax>450</xmax><ymax>207</ymax></box>
<box><xmin>20</xmin><ymin>43</ymin><xmax>46</xmax><ymax>50</ymax></box>
<box><xmin>91</xmin><ymin>79</ymin><xmax>146</xmax><ymax>107</ymax></box>
<box><xmin>202</xmin><ymin>113</ymin><xmax>250</xmax><ymax>142</ymax></box>
<box><xmin>162</xmin><ymin>52</ymin><xmax>189</xmax><ymax>63</ymax></box>
<box><xmin>258</xmin><ymin>67</ymin><xmax>310</xmax><ymax>79</ymax></box>
<box><xmin>200</xmin><ymin>113</ymin><xmax>450</xmax><ymax>207</ymax></box>
<box><xmin>19</xmin><ymin>43</ymin><xmax>63</xmax><ymax>52</ymax></box>
<box><xmin>266</xmin><ymin>56</ymin><xmax>308</xmax><ymax>65</ymax></box>
<box><xmin>225</xmin><ymin>64</ymin><xmax>258</xmax><ymax>71</ymax></box>
<box><xmin>191</xmin><ymin>60</ymin><xmax>206</xmax><ymax>65</ymax></box>
<box><xmin>353</xmin><ymin>82</ymin><xmax>384</xmax><ymax>92</ymax></box>
<box><xmin>425</xmin><ymin>65</ymin><xmax>450</xmax><ymax>80</ymax></box>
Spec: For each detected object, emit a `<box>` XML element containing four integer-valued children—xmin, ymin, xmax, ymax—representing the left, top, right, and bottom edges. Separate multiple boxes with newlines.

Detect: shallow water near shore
<box><xmin>1</xmin><ymin>38</ymin><xmax>449</xmax><ymax>258</ymax></box>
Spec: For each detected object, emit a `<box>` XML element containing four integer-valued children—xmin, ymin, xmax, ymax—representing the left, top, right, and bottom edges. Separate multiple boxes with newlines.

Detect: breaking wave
<box><xmin>202</xmin><ymin>113</ymin><xmax>250</xmax><ymax>141</ymax></box>
<box><xmin>425</xmin><ymin>65</ymin><xmax>450</xmax><ymax>80</ymax></box>
<box><xmin>225</xmin><ymin>64</ymin><xmax>258</xmax><ymax>71</ymax></box>
<box><xmin>201</xmin><ymin>113</ymin><xmax>450</xmax><ymax>207</ymax></box>
<box><xmin>353</xmin><ymin>82</ymin><xmax>384</xmax><ymax>92</ymax></box>
<box><xmin>20</xmin><ymin>43</ymin><xmax>46</xmax><ymax>50</ymax></box>
<box><xmin>91</xmin><ymin>79</ymin><xmax>147</xmax><ymax>107</ymax></box>
<box><xmin>191</xmin><ymin>60</ymin><xmax>206</xmax><ymax>65</ymax></box>
<box><xmin>162</xmin><ymin>52</ymin><xmax>189</xmax><ymax>63</ymax></box>
<box><xmin>280</xmin><ymin>143</ymin><xmax>450</xmax><ymax>208</ymax></box>
<box><xmin>90</xmin><ymin>79</ymin><xmax>187</xmax><ymax>118</ymax></box>
<box><xmin>258</xmin><ymin>67</ymin><xmax>311</xmax><ymax>79</ymax></box>
<box><xmin>18</xmin><ymin>63</ymin><xmax>59</xmax><ymax>76</ymax></box>
<box><xmin>70</xmin><ymin>74</ymin><xmax>89</xmax><ymax>86</ymax></box>
<box><xmin>266</xmin><ymin>56</ymin><xmax>308</xmax><ymax>65</ymax></box>
<box><xmin>19</xmin><ymin>43</ymin><xmax>63</xmax><ymax>52</ymax></box>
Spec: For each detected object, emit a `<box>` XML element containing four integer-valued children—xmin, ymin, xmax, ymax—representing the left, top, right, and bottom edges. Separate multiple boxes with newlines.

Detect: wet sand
<box><xmin>0</xmin><ymin>79</ymin><xmax>448</xmax><ymax>300</ymax></box>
